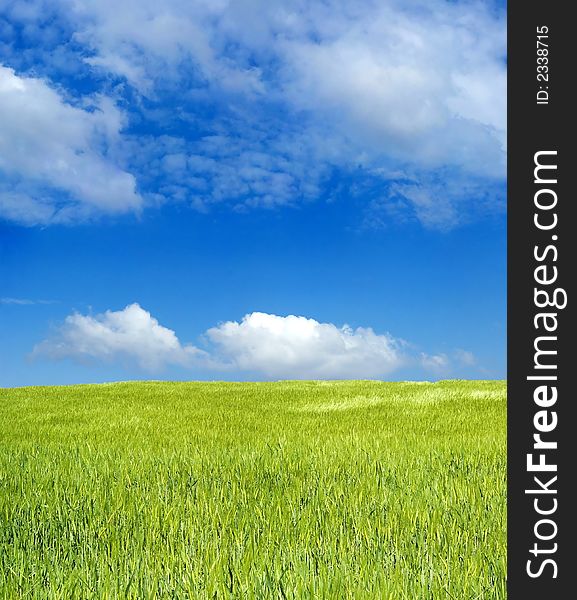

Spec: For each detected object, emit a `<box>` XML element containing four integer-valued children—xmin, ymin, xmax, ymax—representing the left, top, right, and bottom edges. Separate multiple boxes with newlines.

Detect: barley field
<box><xmin>0</xmin><ymin>380</ymin><xmax>506</xmax><ymax>599</ymax></box>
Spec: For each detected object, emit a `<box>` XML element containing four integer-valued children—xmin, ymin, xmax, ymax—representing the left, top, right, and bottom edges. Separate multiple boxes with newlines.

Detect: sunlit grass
<box><xmin>0</xmin><ymin>380</ymin><xmax>506</xmax><ymax>599</ymax></box>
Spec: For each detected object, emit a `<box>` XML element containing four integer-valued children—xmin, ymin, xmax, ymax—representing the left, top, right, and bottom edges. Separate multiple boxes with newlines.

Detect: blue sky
<box><xmin>0</xmin><ymin>0</ymin><xmax>506</xmax><ymax>386</ymax></box>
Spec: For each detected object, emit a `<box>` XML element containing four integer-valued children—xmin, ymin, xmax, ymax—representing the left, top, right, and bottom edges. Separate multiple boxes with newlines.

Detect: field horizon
<box><xmin>0</xmin><ymin>377</ymin><xmax>508</xmax><ymax>390</ymax></box>
<box><xmin>1</xmin><ymin>379</ymin><xmax>506</xmax><ymax>598</ymax></box>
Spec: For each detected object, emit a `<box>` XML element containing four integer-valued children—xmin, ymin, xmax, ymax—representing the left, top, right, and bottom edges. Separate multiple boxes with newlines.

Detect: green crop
<box><xmin>0</xmin><ymin>380</ymin><xmax>506</xmax><ymax>599</ymax></box>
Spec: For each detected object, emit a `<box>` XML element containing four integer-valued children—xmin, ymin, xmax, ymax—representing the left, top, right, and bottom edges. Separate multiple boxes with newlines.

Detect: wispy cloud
<box><xmin>419</xmin><ymin>348</ymin><xmax>479</xmax><ymax>376</ymax></box>
<box><xmin>420</xmin><ymin>352</ymin><xmax>451</xmax><ymax>375</ymax></box>
<box><xmin>454</xmin><ymin>348</ymin><xmax>477</xmax><ymax>367</ymax></box>
<box><xmin>1</xmin><ymin>297</ymin><xmax>58</xmax><ymax>306</ymax></box>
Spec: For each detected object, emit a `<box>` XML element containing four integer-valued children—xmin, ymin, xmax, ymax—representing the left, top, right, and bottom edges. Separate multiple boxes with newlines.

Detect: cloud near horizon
<box><xmin>32</xmin><ymin>303</ymin><xmax>204</xmax><ymax>371</ymax></box>
<box><xmin>205</xmin><ymin>312</ymin><xmax>405</xmax><ymax>379</ymax></box>
<box><xmin>33</xmin><ymin>303</ymin><xmax>473</xmax><ymax>379</ymax></box>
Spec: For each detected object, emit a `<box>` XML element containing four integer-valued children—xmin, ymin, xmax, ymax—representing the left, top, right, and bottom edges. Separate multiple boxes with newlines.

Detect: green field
<box><xmin>0</xmin><ymin>380</ymin><xmax>506</xmax><ymax>599</ymax></box>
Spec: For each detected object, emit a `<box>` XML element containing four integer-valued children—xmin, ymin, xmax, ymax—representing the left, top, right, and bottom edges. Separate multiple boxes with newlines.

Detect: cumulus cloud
<box><xmin>205</xmin><ymin>312</ymin><xmax>406</xmax><ymax>379</ymax></box>
<box><xmin>33</xmin><ymin>304</ymin><xmax>410</xmax><ymax>378</ymax></box>
<box><xmin>0</xmin><ymin>64</ymin><xmax>142</xmax><ymax>225</ymax></box>
<box><xmin>33</xmin><ymin>304</ymin><xmax>485</xmax><ymax>378</ymax></box>
<box><xmin>33</xmin><ymin>303</ymin><xmax>204</xmax><ymax>370</ymax></box>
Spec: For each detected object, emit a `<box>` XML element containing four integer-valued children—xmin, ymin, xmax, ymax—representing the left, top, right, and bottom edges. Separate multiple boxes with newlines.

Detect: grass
<box><xmin>0</xmin><ymin>380</ymin><xmax>506</xmax><ymax>599</ymax></box>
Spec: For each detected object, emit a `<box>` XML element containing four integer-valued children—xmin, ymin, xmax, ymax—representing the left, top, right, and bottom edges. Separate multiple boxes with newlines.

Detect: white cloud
<box><xmin>0</xmin><ymin>64</ymin><xmax>142</xmax><ymax>225</ymax></box>
<box><xmin>60</xmin><ymin>0</ymin><xmax>505</xmax><ymax>176</ymax></box>
<box><xmin>277</xmin><ymin>2</ymin><xmax>505</xmax><ymax>178</ymax></box>
<box><xmin>1</xmin><ymin>0</ymin><xmax>506</xmax><ymax>228</ymax></box>
<box><xmin>71</xmin><ymin>0</ymin><xmax>264</xmax><ymax>95</ymax></box>
<box><xmin>33</xmin><ymin>304</ymin><xmax>482</xmax><ymax>379</ymax></box>
<box><xmin>205</xmin><ymin>312</ymin><xmax>406</xmax><ymax>379</ymax></box>
<box><xmin>34</xmin><ymin>304</ymin><xmax>407</xmax><ymax>378</ymax></box>
<box><xmin>33</xmin><ymin>303</ymin><xmax>203</xmax><ymax>370</ymax></box>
